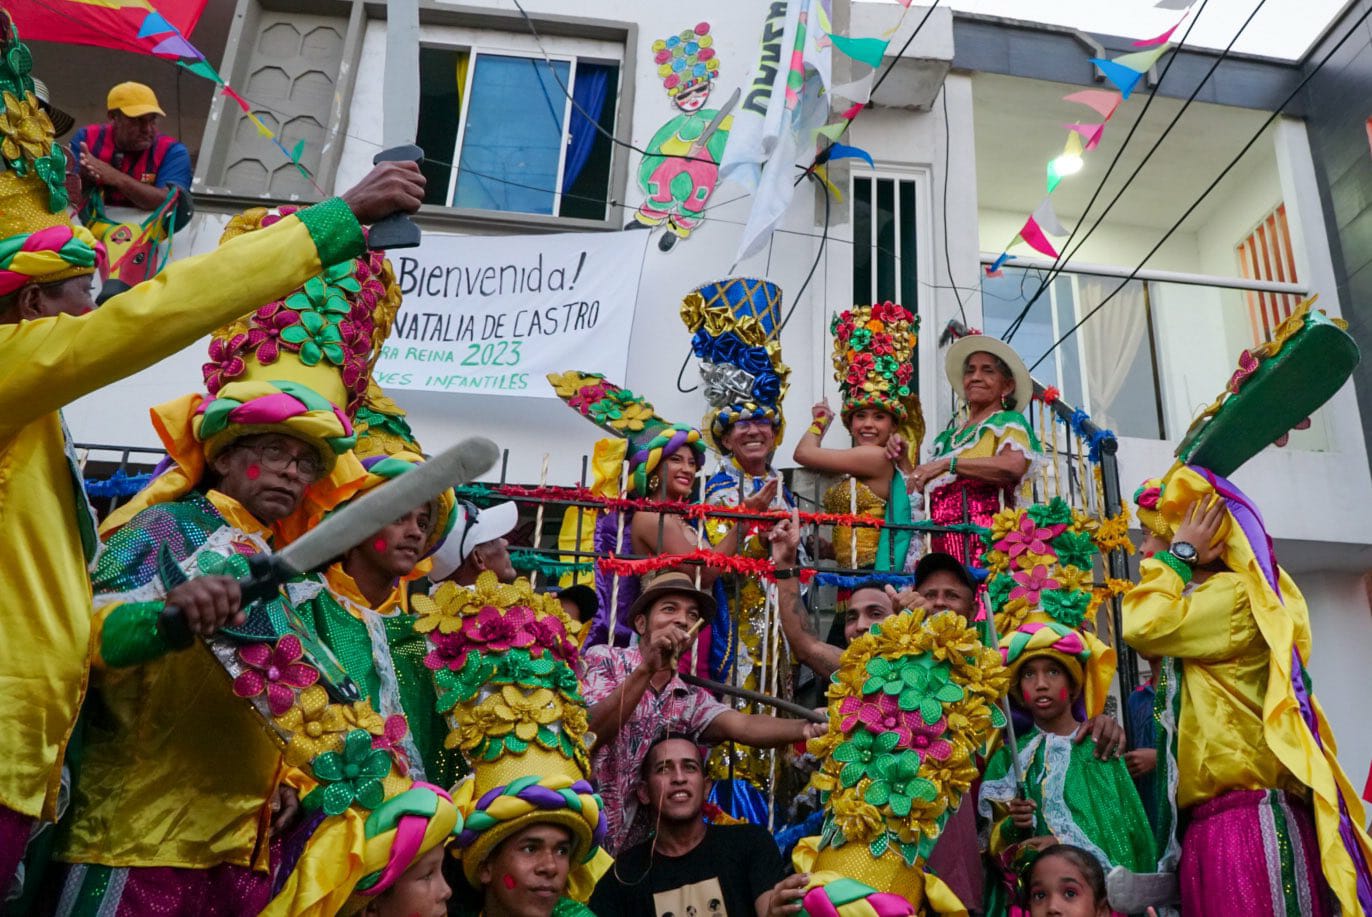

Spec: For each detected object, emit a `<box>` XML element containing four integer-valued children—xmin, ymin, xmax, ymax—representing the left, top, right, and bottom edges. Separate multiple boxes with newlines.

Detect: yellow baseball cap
<box><xmin>106</xmin><ymin>82</ymin><xmax>164</xmax><ymax>118</ymax></box>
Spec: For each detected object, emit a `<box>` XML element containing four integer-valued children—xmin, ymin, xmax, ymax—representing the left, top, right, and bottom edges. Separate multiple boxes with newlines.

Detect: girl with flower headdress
<box><xmin>794</xmin><ymin>302</ymin><xmax>924</xmax><ymax>572</ymax></box>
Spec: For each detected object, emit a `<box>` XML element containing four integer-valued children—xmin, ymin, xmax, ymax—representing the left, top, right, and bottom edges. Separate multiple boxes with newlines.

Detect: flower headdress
<box><xmin>981</xmin><ymin>497</ymin><xmax>1116</xmax><ymax>717</ymax></box>
<box><xmin>680</xmin><ymin>276</ymin><xmax>791</xmax><ymax>453</ymax></box>
<box><xmin>0</xmin><ymin>11</ymin><xmax>102</xmax><ymax>293</ymax></box>
<box><xmin>414</xmin><ymin>571</ymin><xmax>607</xmax><ymax>900</ymax></box>
<box><xmin>353</xmin><ymin>379</ymin><xmax>423</xmax><ymax>460</ymax></box>
<box><xmin>653</xmin><ymin>22</ymin><xmax>718</xmax><ymax>98</ymax></box>
<box><xmin>799</xmin><ymin>608</ymin><xmax>1008</xmax><ymax>910</ymax></box>
<box><xmin>831</xmin><ymin>303</ymin><xmax>924</xmax><ymax>459</ymax></box>
<box><xmin>548</xmin><ymin>370</ymin><xmax>705</xmax><ymax>497</ymax></box>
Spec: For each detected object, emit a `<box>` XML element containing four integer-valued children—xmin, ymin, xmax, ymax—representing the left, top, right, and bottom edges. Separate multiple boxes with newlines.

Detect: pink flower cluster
<box><xmin>423</xmin><ymin>605</ymin><xmax>575</xmax><ymax>672</ymax></box>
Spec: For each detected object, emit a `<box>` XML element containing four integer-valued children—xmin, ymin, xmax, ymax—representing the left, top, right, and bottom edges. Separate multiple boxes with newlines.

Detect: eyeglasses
<box><xmin>239</xmin><ymin>440</ymin><xmax>325</xmax><ymax>483</ymax></box>
<box><xmin>731</xmin><ymin>418</ymin><xmax>774</xmax><ymax>432</ymax></box>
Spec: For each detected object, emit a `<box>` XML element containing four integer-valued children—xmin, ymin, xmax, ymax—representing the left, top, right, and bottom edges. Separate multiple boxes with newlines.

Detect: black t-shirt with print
<box><xmin>589</xmin><ymin>823</ymin><xmax>784</xmax><ymax>917</ymax></box>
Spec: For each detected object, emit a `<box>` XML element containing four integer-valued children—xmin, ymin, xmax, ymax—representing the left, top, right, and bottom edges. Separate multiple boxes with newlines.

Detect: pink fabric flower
<box><xmin>248</xmin><ymin>302</ymin><xmax>300</xmax><ymax>366</ymax></box>
<box><xmin>370</xmin><ymin>714</ymin><xmax>412</xmax><ymax>776</ymax></box>
<box><xmin>461</xmin><ymin>606</ymin><xmax>536</xmax><ymax>655</ymax></box>
<box><xmin>1009</xmin><ymin>564</ymin><xmax>1060</xmax><ymax>606</ymax></box>
<box><xmin>838</xmin><ymin>693</ymin><xmax>931</xmax><ymax>749</ymax></box>
<box><xmin>529</xmin><ymin>616</ymin><xmax>573</xmax><ymax>661</ymax></box>
<box><xmin>424</xmin><ymin>631</ymin><xmax>467</xmax><ymax>671</ymax></box>
<box><xmin>995</xmin><ymin>514</ymin><xmax>1063</xmax><ymax>561</ymax></box>
<box><xmin>203</xmin><ymin>332</ymin><xmax>249</xmax><ymax>393</ymax></box>
<box><xmin>569</xmin><ymin>383</ymin><xmax>612</xmax><ymax>413</ymax></box>
<box><xmin>232</xmin><ymin>635</ymin><xmax>319</xmax><ymax>715</ymax></box>
<box><xmin>908</xmin><ymin>716</ymin><xmax>954</xmax><ymax>761</ymax></box>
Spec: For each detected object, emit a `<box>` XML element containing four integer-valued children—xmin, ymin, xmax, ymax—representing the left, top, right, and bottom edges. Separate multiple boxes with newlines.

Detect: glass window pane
<box><xmin>454</xmin><ymin>54</ymin><xmax>570</xmax><ymax>214</ymax></box>
<box><xmin>558</xmin><ymin>61</ymin><xmax>617</xmax><ymax>220</ymax></box>
<box><xmin>1073</xmin><ymin>277</ymin><xmax>1162</xmax><ymax>439</ymax></box>
<box><xmin>853</xmin><ymin>177</ymin><xmax>872</xmax><ymax>305</ymax></box>
<box><xmin>417</xmin><ymin>48</ymin><xmax>466</xmax><ymax>207</ymax></box>
<box><xmin>1052</xmin><ymin>275</ymin><xmax>1084</xmax><ymax>409</ymax></box>
<box><xmin>898</xmin><ymin>180</ymin><xmax>917</xmax><ymax>308</ymax></box>
<box><xmin>982</xmin><ymin>267</ymin><xmax>1056</xmax><ymax>389</ymax></box>
<box><xmin>876</xmin><ymin>179</ymin><xmax>896</xmax><ymax>303</ymax></box>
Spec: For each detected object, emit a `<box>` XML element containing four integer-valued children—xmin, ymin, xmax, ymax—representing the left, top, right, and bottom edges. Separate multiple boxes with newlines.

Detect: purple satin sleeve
<box><xmin>1191</xmin><ymin>466</ymin><xmax>1281</xmax><ymax>600</ymax></box>
<box><xmin>590</xmin><ymin>510</ymin><xmax>638</xmax><ymax>648</ymax></box>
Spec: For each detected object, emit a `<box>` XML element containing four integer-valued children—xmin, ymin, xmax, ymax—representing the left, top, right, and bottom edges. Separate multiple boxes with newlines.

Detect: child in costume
<box><xmin>413</xmin><ymin>573</ymin><xmax>608</xmax><ymax>916</ymax></box>
<box><xmin>1020</xmin><ymin>844</ymin><xmax>1112</xmax><ymax>917</ymax></box>
<box><xmin>978</xmin><ymin>499</ymin><xmax>1156</xmax><ymax>917</ymax></box>
<box><xmin>681</xmin><ymin>276</ymin><xmax>801</xmax><ymax>816</ymax></box>
<box><xmin>1124</xmin><ymin>301</ymin><xmax>1372</xmax><ymax>917</ymax></box>
<box><xmin>773</xmin><ymin>598</ymin><xmax>1010</xmax><ymax>914</ymax></box>
<box><xmin>795</xmin><ymin>302</ymin><xmax>923</xmax><ymax>572</ymax></box>
<box><xmin>904</xmin><ymin>331</ymin><xmax>1039</xmax><ymax>568</ymax></box>
<box><xmin>54</xmin><ymin>213</ymin><xmax>401</xmax><ymax>915</ymax></box>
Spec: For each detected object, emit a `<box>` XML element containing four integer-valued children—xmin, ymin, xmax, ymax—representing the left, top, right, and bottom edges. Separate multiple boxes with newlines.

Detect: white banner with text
<box><xmin>374</xmin><ymin>229</ymin><xmax>649</xmax><ymax>397</ymax></box>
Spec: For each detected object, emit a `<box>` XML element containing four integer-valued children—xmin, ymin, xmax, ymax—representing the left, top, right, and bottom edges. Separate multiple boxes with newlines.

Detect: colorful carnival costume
<box><xmin>0</xmin><ymin>11</ymin><xmax>381</xmax><ymax>896</ymax></box>
<box><xmin>682</xmin><ymin>276</ymin><xmax>798</xmax><ymax>807</ymax></box>
<box><xmin>314</xmin><ymin>442</ymin><xmax>464</xmax><ymax>788</ymax></box>
<box><xmin>795</xmin><ymin>605</ymin><xmax>1010</xmax><ymax>914</ymax></box>
<box><xmin>823</xmin><ymin>302</ymin><xmax>924</xmax><ymax>571</ymax></box>
<box><xmin>977</xmin><ymin>498</ymin><xmax>1154</xmax><ymax>915</ymax></box>
<box><xmin>547</xmin><ymin>370</ymin><xmax>719</xmax><ymax>670</ymax></box>
<box><xmin>635</xmin><ymin>22</ymin><xmax>729</xmax><ymax>240</ymax></box>
<box><xmin>55</xmin><ymin>212</ymin><xmax>400</xmax><ymax>914</ymax></box>
<box><xmin>414</xmin><ymin>572</ymin><xmax>607</xmax><ymax>911</ymax></box>
<box><xmin>1124</xmin><ymin>301</ymin><xmax>1372</xmax><ymax>916</ymax></box>
<box><xmin>928</xmin><ymin>333</ymin><xmax>1040</xmax><ymax>567</ymax></box>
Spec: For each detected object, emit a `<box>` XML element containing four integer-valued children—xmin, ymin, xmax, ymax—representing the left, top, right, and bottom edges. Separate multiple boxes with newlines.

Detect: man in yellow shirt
<box><xmin>1126</xmin><ymin>469</ymin><xmax>1372</xmax><ymax>916</ymax></box>
<box><xmin>0</xmin><ymin>10</ymin><xmax>424</xmax><ymax>892</ymax></box>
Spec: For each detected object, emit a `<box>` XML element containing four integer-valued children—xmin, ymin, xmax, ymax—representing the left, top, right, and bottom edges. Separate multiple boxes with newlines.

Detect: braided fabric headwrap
<box><xmin>628</xmin><ymin>423</ymin><xmax>705</xmax><ymax>496</ymax></box>
<box><xmin>354</xmin><ymin>452</ymin><xmax>457</xmax><ymax>557</ymax></box>
<box><xmin>799</xmin><ymin>873</ymin><xmax>917</xmax><ymax>917</ymax></box>
<box><xmin>1000</xmin><ymin>620</ymin><xmax>1091</xmax><ymax>691</ymax></box>
<box><xmin>453</xmin><ymin>773</ymin><xmax>606</xmax><ymax>886</ymax></box>
<box><xmin>338</xmin><ymin>782</ymin><xmax>462</xmax><ymax>913</ymax></box>
<box><xmin>1133</xmin><ymin>476</ymin><xmax>1170</xmax><ymax>539</ymax></box>
<box><xmin>193</xmin><ymin>379</ymin><xmax>356</xmax><ymax>469</ymax></box>
<box><xmin>0</xmin><ymin>223</ymin><xmax>102</xmax><ymax>294</ymax></box>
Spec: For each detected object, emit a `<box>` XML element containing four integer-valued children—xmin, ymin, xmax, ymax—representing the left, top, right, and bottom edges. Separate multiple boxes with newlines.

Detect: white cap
<box><xmin>428</xmin><ymin>501</ymin><xmax>518</xmax><ymax>582</ymax></box>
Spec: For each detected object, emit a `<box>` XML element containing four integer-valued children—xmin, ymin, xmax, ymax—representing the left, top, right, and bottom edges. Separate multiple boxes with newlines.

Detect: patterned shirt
<box><xmin>580</xmin><ymin>644</ymin><xmax>728</xmax><ymax>853</ymax></box>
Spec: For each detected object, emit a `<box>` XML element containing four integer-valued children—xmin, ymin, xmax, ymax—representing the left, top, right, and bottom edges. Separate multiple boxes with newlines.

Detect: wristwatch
<box><xmin>1169</xmin><ymin>541</ymin><xmax>1199</xmax><ymax>566</ymax></box>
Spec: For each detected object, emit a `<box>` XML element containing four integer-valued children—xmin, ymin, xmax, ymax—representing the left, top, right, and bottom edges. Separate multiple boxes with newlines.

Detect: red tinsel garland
<box><xmin>596</xmin><ymin>549</ymin><xmax>818</xmax><ymax>584</ymax></box>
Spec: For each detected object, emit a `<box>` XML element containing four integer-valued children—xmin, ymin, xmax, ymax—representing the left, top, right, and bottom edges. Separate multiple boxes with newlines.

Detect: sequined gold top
<box><xmin>824</xmin><ymin>477</ymin><xmax>885</xmax><ymax>569</ymax></box>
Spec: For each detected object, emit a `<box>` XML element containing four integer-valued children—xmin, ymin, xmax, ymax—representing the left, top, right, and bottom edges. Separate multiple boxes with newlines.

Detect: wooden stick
<box><xmin>529</xmin><ymin>453</ymin><xmax>550</xmax><ymax>589</ymax></box>
<box><xmin>607</xmin><ymin>460</ymin><xmax>630</xmax><ymax>643</ymax></box>
<box><xmin>680</xmin><ymin>672</ymin><xmax>825</xmax><ymax>724</ymax></box>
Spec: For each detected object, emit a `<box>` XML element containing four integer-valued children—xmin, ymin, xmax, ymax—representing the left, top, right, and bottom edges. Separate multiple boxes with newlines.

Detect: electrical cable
<box><xmin>1029</xmin><ymin>0</ymin><xmax>1372</xmax><ymax>371</ymax></box>
<box><xmin>940</xmin><ymin>84</ymin><xmax>967</xmax><ymax>325</ymax></box>
<box><xmin>1002</xmin><ymin>0</ymin><xmax>1217</xmax><ymax>343</ymax></box>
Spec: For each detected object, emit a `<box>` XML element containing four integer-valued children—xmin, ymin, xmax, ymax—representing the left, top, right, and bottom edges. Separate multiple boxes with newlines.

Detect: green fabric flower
<box><xmin>1052</xmin><ymin>529</ymin><xmax>1097</xmax><ymax>571</ymax></box>
<box><xmin>434</xmin><ymin>654</ymin><xmax>497</xmax><ymax>712</ymax></box>
<box><xmin>986</xmin><ymin>572</ymin><xmax>1015</xmax><ymax>613</ymax></box>
<box><xmin>863</xmin><ymin>749</ymin><xmax>938</xmax><ymax>817</ymax></box>
<box><xmin>848</xmin><ymin>327</ymin><xmax>872</xmax><ymax>350</ymax></box>
<box><xmin>306</xmin><ymin>728</ymin><xmax>391</xmax><ymax>816</ymax></box>
<box><xmin>285</xmin><ymin>261</ymin><xmax>361</xmax><ymax>318</ymax></box>
<box><xmin>34</xmin><ymin>144</ymin><xmax>67</xmax><ymax>211</ymax></box>
<box><xmin>862</xmin><ymin>655</ymin><xmax>965</xmax><ymax>723</ymax></box>
<box><xmin>1026</xmin><ymin>498</ymin><xmax>1073</xmax><ymax>527</ymax></box>
<box><xmin>874</xmin><ymin>354</ymin><xmax>899</xmax><ymax>377</ymax></box>
<box><xmin>833</xmin><ymin>729</ymin><xmax>901</xmax><ymax>788</ymax></box>
<box><xmin>1041</xmin><ymin>589</ymin><xmax>1090</xmax><ymax>628</ymax></box>
<box><xmin>280</xmin><ymin>309</ymin><xmax>346</xmax><ymax>366</ymax></box>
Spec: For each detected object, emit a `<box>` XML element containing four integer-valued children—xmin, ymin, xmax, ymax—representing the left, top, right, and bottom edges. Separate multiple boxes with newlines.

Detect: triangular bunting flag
<box><xmin>831</xmin><ymin>70</ymin><xmax>877</xmax><ymax>106</ymax></box>
<box><xmin>136</xmin><ymin>11</ymin><xmax>176</xmax><ymax>39</ymax></box>
<box><xmin>1089</xmin><ymin>58</ymin><xmax>1145</xmax><ymax>99</ymax></box>
<box><xmin>813</xmin><ymin>164</ymin><xmax>844</xmax><ymax>202</ymax></box>
<box><xmin>841</xmin><ymin>102</ymin><xmax>864</xmax><ymax>121</ymax></box>
<box><xmin>1154</xmin><ymin>0</ymin><xmax>1193</xmax><ymax>9</ymax></box>
<box><xmin>1019</xmin><ymin>216</ymin><xmax>1060</xmax><ymax>258</ymax></box>
<box><xmin>221</xmin><ymin>85</ymin><xmax>250</xmax><ymax>111</ymax></box>
<box><xmin>290</xmin><ymin>139</ymin><xmax>306</xmax><ymax>164</ymax></box>
<box><xmin>179</xmin><ymin>58</ymin><xmax>221</xmax><ymax>83</ymax></box>
<box><xmin>815</xmin><ymin>122</ymin><xmax>848</xmax><ymax>142</ymax></box>
<box><xmin>248</xmin><ymin>112</ymin><xmax>274</xmax><ymax>138</ymax></box>
<box><xmin>1135</xmin><ymin>17</ymin><xmax>1184</xmax><ymax>47</ymax></box>
<box><xmin>1064</xmin><ymin>122</ymin><xmax>1106</xmax><ymax>152</ymax></box>
<box><xmin>987</xmin><ymin>252</ymin><xmax>1016</xmax><ymax>275</ymax></box>
<box><xmin>1047</xmin><ymin>163</ymin><xmax>1063</xmax><ymax>194</ymax></box>
<box><xmin>829</xmin><ymin>33</ymin><xmax>890</xmax><ymax>69</ymax></box>
<box><xmin>897</xmin><ymin>0</ymin><xmax>915</xmax><ymax>7</ymax></box>
<box><xmin>1031</xmin><ymin>198</ymin><xmax>1069</xmax><ymax>237</ymax></box>
<box><xmin>1111</xmin><ymin>45</ymin><xmax>1172</xmax><ymax>73</ymax></box>
<box><xmin>150</xmin><ymin>32</ymin><xmax>202</xmax><ymax>60</ymax></box>
<box><xmin>825</xmin><ymin>141</ymin><xmax>875</xmax><ymax>169</ymax></box>
<box><xmin>1063</xmin><ymin>89</ymin><xmax>1122</xmax><ymax>119</ymax></box>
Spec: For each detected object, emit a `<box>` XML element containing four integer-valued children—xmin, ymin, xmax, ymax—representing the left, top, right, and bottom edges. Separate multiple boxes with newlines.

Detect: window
<box><xmin>417</xmin><ymin>46</ymin><xmax>618</xmax><ymax>220</ymax></box>
<box><xmin>852</xmin><ymin>175</ymin><xmax>918</xmax><ymax>307</ymax></box>
<box><xmin>1235</xmin><ymin>203</ymin><xmax>1301</xmax><ymax>346</ymax></box>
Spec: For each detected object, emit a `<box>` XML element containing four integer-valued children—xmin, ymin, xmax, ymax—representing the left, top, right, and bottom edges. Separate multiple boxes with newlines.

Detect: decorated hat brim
<box><xmin>944</xmin><ymin>334</ymin><xmax>1033</xmax><ymax>414</ymax></box>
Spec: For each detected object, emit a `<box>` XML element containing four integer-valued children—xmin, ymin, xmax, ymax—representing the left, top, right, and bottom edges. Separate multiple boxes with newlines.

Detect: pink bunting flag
<box><xmin>1018</xmin><ymin>216</ymin><xmax>1060</xmax><ymax>259</ymax></box>
<box><xmin>841</xmin><ymin>102</ymin><xmax>863</xmax><ymax>121</ymax></box>
<box><xmin>1134</xmin><ymin>16</ymin><xmax>1184</xmax><ymax>47</ymax></box>
<box><xmin>1063</xmin><ymin>89</ymin><xmax>1122</xmax><ymax>120</ymax></box>
<box><xmin>221</xmin><ymin>85</ymin><xmax>250</xmax><ymax>112</ymax></box>
<box><xmin>1064</xmin><ymin>122</ymin><xmax>1106</xmax><ymax>151</ymax></box>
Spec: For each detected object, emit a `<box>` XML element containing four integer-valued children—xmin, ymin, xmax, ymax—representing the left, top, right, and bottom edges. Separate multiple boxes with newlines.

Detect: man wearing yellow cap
<box><xmin>0</xmin><ymin>5</ymin><xmax>425</xmax><ymax>896</ymax></box>
<box><xmin>72</xmin><ymin>81</ymin><xmax>191</xmax><ymax>221</ymax></box>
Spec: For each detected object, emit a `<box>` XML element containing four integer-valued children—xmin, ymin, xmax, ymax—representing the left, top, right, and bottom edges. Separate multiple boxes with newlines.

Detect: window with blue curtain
<box><xmin>416</xmin><ymin>46</ymin><xmax>618</xmax><ymax>219</ymax></box>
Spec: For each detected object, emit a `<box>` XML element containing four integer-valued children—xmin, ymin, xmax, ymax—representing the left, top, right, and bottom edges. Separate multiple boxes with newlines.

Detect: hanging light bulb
<box><xmin>1051</xmin><ymin>131</ymin><xmax>1086</xmax><ymax>176</ymax></box>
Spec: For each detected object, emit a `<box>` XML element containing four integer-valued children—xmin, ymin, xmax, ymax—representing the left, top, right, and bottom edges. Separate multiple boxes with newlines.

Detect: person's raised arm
<box><xmin>770</xmin><ymin>508</ymin><xmax>839</xmax><ymax>678</ymax></box>
<box><xmin>0</xmin><ymin>161</ymin><xmax>424</xmax><ymax>438</ymax></box>
<box><xmin>907</xmin><ymin>444</ymin><xmax>1028</xmax><ymax>494</ymax></box>
<box><xmin>701</xmin><ymin>708</ymin><xmax>823</xmax><ymax>747</ymax></box>
<box><xmin>792</xmin><ymin>400</ymin><xmax>892</xmax><ymax>480</ymax></box>
<box><xmin>585</xmin><ymin>627</ymin><xmax>687</xmax><ymax>752</ymax></box>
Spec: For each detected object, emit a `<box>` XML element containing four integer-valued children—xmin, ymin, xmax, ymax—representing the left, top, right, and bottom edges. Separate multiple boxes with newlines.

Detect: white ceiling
<box><xmin>972</xmin><ymin>72</ymin><xmax>1276</xmax><ymax>232</ymax></box>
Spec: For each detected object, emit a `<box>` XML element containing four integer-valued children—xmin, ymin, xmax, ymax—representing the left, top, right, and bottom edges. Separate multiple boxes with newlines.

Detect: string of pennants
<box><xmin>126</xmin><ymin>6</ymin><xmax>319</xmax><ymax>188</ymax></box>
<box><xmin>984</xmin><ymin>0</ymin><xmax>1200</xmax><ymax>277</ymax></box>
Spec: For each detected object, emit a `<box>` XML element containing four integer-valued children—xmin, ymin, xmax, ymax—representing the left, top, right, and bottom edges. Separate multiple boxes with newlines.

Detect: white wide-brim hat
<box><xmin>944</xmin><ymin>333</ymin><xmax>1034</xmax><ymax>413</ymax></box>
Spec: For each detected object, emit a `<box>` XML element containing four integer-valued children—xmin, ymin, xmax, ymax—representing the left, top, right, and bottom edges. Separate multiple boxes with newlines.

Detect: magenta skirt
<box><xmin>1180</xmin><ymin>788</ymin><xmax>1333</xmax><ymax>917</ymax></box>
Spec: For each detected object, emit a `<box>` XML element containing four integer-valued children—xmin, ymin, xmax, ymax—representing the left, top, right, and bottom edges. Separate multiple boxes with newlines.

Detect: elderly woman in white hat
<box><xmin>899</xmin><ymin>333</ymin><xmax>1041</xmax><ymax>566</ymax></box>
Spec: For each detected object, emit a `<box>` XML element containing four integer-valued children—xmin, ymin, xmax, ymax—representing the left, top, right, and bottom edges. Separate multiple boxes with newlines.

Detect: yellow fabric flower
<box><xmin>490</xmin><ymin>685</ymin><xmax>559</xmax><ymax>742</ymax></box>
<box><xmin>0</xmin><ymin>92</ymin><xmax>53</xmax><ymax>164</ymax></box>
<box><xmin>276</xmin><ymin>685</ymin><xmax>349</xmax><ymax>767</ymax></box>
<box><xmin>341</xmin><ymin>701</ymin><xmax>386</xmax><ymax>736</ymax></box>
<box><xmin>830</xmin><ymin>796</ymin><xmax>885</xmax><ymax>843</ymax></box>
<box><xmin>447</xmin><ymin>701</ymin><xmax>505</xmax><ymax>751</ymax></box>
<box><xmin>547</xmin><ymin>370</ymin><xmax>595</xmax><ymax>399</ymax></box>
<box><xmin>415</xmin><ymin>572</ymin><xmax>523</xmax><ymax>634</ymax></box>
<box><xmin>679</xmin><ymin>292</ymin><xmax>705</xmax><ymax>331</ymax></box>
